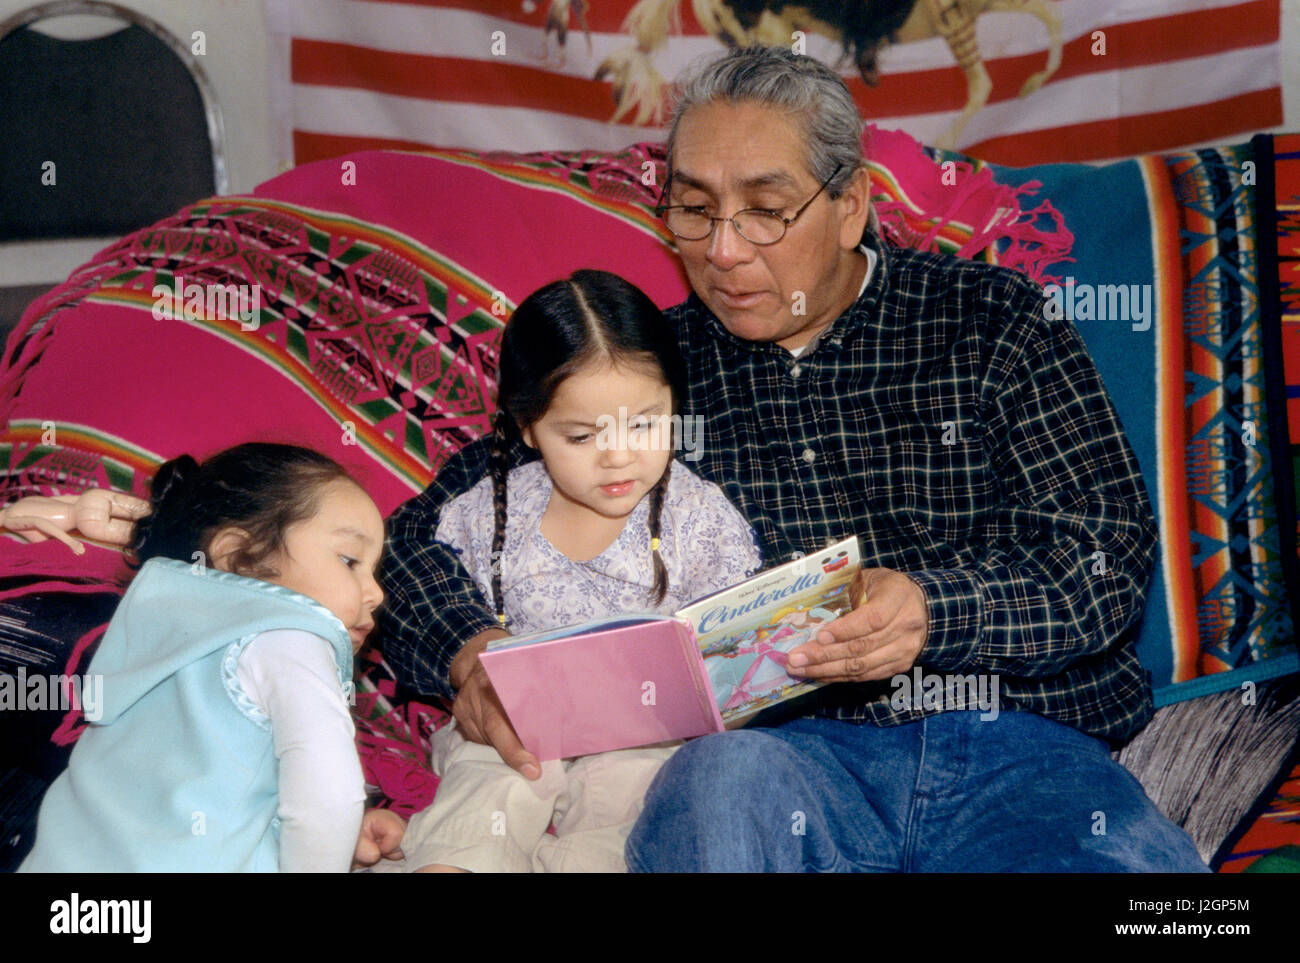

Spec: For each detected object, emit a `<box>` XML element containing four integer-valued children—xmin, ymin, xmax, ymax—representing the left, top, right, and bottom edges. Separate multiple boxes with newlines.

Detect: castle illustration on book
<box><xmin>479</xmin><ymin>536</ymin><xmax>863</xmax><ymax>760</ymax></box>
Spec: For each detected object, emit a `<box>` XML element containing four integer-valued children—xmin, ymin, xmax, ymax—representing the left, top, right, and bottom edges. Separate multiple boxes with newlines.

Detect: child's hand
<box><xmin>352</xmin><ymin>808</ymin><xmax>407</xmax><ymax>869</ymax></box>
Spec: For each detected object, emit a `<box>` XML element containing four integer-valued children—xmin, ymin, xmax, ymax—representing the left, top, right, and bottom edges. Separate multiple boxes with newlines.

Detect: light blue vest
<box><xmin>19</xmin><ymin>557</ymin><xmax>354</xmax><ymax>872</ymax></box>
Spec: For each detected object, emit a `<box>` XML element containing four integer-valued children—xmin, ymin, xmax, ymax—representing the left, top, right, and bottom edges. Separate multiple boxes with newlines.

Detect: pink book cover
<box><xmin>478</xmin><ymin>616</ymin><xmax>725</xmax><ymax>761</ymax></box>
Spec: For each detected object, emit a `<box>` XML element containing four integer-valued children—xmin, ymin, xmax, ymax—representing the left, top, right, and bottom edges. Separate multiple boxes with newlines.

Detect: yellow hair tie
<box><xmin>497</xmin><ymin>613</ymin><xmax>507</xmax><ymax>626</ymax></box>
<box><xmin>650</xmin><ymin>538</ymin><xmax>660</xmax><ymax>552</ymax></box>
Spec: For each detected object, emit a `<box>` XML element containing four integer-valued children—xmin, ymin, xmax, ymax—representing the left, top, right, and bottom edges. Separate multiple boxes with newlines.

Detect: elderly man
<box><xmin>380</xmin><ymin>46</ymin><xmax>1208</xmax><ymax>872</ymax></box>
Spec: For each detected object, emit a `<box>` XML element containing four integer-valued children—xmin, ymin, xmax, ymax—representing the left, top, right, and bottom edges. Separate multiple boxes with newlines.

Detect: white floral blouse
<box><xmin>434</xmin><ymin>459</ymin><xmax>763</xmax><ymax>634</ymax></box>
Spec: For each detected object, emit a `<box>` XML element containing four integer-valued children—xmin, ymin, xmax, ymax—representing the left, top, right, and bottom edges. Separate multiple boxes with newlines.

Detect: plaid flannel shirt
<box><xmin>380</xmin><ymin>233</ymin><xmax>1158</xmax><ymax>745</ymax></box>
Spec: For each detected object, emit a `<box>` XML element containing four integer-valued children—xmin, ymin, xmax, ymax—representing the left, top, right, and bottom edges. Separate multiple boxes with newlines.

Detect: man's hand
<box><xmin>449</xmin><ymin>628</ymin><xmax>542</xmax><ymax>780</ymax></box>
<box><xmin>785</xmin><ymin>568</ymin><xmax>929</xmax><ymax>683</ymax></box>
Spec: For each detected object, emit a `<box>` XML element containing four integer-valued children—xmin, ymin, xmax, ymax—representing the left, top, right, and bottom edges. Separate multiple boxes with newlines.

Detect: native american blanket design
<box><xmin>969</xmin><ymin>137</ymin><xmax>1298</xmax><ymax>705</ymax></box>
<box><xmin>1219</xmin><ymin>757</ymin><xmax>1300</xmax><ymax>873</ymax></box>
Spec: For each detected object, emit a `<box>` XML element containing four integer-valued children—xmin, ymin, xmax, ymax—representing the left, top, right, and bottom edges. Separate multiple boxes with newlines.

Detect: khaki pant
<box><xmin>394</xmin><ymin>723</ymin><xmax>677</xmax><ymax>873</ymax></box>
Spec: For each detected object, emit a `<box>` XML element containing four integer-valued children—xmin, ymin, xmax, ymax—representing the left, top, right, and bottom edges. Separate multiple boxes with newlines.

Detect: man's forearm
<box><xmin>378</xmin><ymin>435</ymin><xmax>515</xmax><ymax>700</ymax></box>
<box><xmin>910</xmin><ymin>489</ymin><xmax>1157</xmax><ymax>677</ymax></box>
<box><xmin>911</xmin><ymin>272</ymin><xmax>1159</xmax><ymax>679</ymax></box>
<box><xmin>379</xmin><ymin>573</ymin><xmax>502</xmax><ymax>701</ymax></box>
<box><xmin>449</xmin><ymin>627</ymin><xmax>509</xmax><ymax>690</ymax></box>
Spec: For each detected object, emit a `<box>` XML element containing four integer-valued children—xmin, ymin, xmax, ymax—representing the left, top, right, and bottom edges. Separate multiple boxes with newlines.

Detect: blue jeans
<box><xmin>625</xmin><ymin>710</ymin><xmax>1210</xmax><ymax>872</ymax></box>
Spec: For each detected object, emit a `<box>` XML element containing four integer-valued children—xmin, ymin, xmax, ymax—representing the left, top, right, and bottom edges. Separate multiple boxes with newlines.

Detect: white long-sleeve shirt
<box><xmin>237</xmin><ymin>629</ymin><xmax>366</xmax><ymax>871</ymax></box>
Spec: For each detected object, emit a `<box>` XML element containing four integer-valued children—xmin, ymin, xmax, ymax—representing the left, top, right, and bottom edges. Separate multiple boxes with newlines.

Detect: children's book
<box><xmin>478</xmin><ymin>536</ymin><xmax>863</xmax><ymax>760</ymax></box>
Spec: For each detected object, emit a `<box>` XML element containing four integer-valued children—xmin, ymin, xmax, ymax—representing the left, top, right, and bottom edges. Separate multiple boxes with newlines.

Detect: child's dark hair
<box><xmin>490</xmin><ymin>269</ymin><xmax>687</xmax><ymax>624</ymax></box>
<box><xmin>129</xmin><ymin>442</ymin><xmax>356</xmax><ymax>578</ymax></box>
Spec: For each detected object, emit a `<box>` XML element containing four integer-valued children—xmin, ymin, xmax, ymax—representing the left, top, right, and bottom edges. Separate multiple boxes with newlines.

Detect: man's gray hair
<box><xmin>665</xmin><ymin>46</ymin><xmax>864</xmax><ymax>199</ymax></box>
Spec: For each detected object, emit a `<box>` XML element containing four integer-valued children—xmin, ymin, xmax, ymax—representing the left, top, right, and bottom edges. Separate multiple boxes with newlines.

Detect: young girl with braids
<box><xmin>398</xmin><ymin>269</ymin><xmax>762</xmax><ymax>874</ymax></box>
<box><xmin>20</xmin><ymin>443</ymin><xmax>405</xmax><ymax>872</ymax></box>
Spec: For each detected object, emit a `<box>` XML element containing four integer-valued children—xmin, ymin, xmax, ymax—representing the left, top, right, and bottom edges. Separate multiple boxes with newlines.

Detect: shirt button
<box><xmin>801</xmin><ymin>448</ymin><xmax>816</xmax><ymax>464</ymax></box>
<box><xmin>790</xmin><ymin>364</ymin><xmax>802</xmax><ymax>378</ymax></box>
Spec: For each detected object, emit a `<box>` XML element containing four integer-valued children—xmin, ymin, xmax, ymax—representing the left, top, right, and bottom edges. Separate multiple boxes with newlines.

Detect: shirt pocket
<box><xmin>880</xmin><ymin>439</ymin><xmax>995</xmax><ymax>552</ymax></box>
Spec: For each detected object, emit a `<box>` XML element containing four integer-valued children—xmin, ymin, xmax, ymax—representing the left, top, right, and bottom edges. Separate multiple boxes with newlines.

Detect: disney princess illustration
<box><xmin>705</xmin><ymin>583</ymin><xmax>853</xmax><ymax>718</ymax></box>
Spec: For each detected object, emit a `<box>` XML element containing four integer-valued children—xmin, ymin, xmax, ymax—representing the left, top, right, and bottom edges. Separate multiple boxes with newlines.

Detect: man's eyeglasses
<box><xmin>657</xmin><ymin>164</ymin><xmax>844</xmax><ymax>246</ymax></box>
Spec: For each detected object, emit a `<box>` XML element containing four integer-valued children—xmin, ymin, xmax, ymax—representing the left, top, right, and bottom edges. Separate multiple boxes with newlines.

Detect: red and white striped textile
<box><xmin>265</xmin><ymin>0</ymin><xmax>1282</xmax><ymax>167</ymax></box>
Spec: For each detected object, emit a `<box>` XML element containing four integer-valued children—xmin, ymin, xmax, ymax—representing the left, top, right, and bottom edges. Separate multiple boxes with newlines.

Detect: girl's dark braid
<box><xmin>488</xmin><ymin>410</ymin><xmax>513</xmax><ymax>627</ymax></box>
<box><xmin>647</xmin><ymin>459</ymin><xmax>672</xmax><ymax>604</ymax></box>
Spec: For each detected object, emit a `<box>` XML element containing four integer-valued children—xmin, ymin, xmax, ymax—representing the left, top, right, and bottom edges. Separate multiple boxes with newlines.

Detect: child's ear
<box><xmin>520</xmin><ymin>425</ymin><xmax>537</xmax><ymax>449</ymax></box>
<box><xmin>207</xmin><ymin>526</ymin><xmax>253</xmax><ymax>572</ymax></box>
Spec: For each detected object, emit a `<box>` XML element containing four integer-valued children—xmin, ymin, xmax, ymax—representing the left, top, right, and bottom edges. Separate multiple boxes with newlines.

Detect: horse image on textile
<box><xmin>542</xmin><ymin>0</ymin><xmax>1063</xmax><ymax>149</ymax></box>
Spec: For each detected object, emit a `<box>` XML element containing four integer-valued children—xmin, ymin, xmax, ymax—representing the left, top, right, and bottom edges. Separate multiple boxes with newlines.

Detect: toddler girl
<box><xmin>399</xmin><ymin>269</ymin><xmax>763</xmax><ymax>873</ymax></box>
<box><xmin>20</xmin><ymin>443</ymin><xmax>394</xmax><ymax>872</ymax></box>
